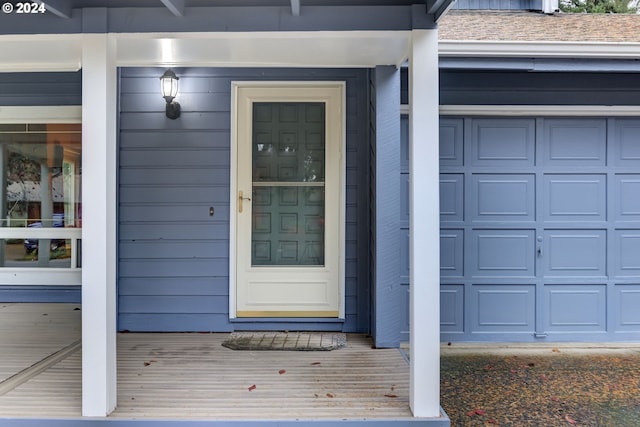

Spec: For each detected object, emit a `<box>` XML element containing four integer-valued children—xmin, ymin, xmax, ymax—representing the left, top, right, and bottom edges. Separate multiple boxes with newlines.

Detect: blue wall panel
<box><xmin>470</xmin><ymin>284</ymin><xmax>536</xmax><ymax>333</ymax></box>
<box><xmin>614</xmin><ymin>285</ymin><xmax>640</xmax><ymax>332</ymax></box>
<box><xmin>543</xmin><ymin>285</ymin><xmax>606</xmax><ymax>333</ymax></box>
<box><xmin>543</xmin><ymin>175</ymin><xmax>607</xmax><ymax>223</ymax></box>
<box><xmin>118</xmin><ymin>67</ymin><xmax>369</xmax><ymax>333</ymax></box>
<box><xmin>0</xmin><ymin>72</ymin><xmax>81</xmax><ymax>106</ymax></box>
<box><xmin>471</xmin><ymin>119</ymin><xmax>535</xmax><ymax>166</ymax></box>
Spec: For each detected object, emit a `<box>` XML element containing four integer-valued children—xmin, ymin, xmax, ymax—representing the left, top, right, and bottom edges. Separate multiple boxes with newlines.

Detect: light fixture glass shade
<box><xmin>160</xmin><ymin>69</ymin><xmax>179</xmax><ymax>102</ymax></box>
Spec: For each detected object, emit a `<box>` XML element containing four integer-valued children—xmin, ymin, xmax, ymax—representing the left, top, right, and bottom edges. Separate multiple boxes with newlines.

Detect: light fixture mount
<box><xmin>160</xmin><ymin>69</ymin><xmax>181</xmax><ymax>120</ymax></box>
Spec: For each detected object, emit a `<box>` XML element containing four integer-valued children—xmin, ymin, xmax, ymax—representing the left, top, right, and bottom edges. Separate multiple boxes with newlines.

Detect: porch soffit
<box><xmin>0</xmin><ymin>32</ymin><xmax>413</xmax><ymax>72</ymax></box>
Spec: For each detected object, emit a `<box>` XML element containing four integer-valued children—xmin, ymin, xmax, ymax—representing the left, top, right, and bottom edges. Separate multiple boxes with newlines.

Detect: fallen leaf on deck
<box><xmin>384</xmin><ymin>394</ymin><xmax>398</xmax><ymax>398</ymax></box>
<box><xmin>311</xmin><ymin>362</ymin><xmax>321</xmax><ymax>365</ymax></box>
<box><xmin>326</xmin><ymin>393</ymin><xmax>335</xmax><ymax>398</ymax></box>
<box><xmin>278</xmin><ymin>369</ymin><xmax>286</xmax><ymax>375</ymax></box>
<box><xmin>248</xmin><ymin>384</ymin><xmax>256</xmax><ymax>391</ymax></box>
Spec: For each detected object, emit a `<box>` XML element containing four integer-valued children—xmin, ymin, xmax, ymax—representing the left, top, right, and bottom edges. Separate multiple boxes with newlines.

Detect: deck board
<box><xmin>114</xmin><ymin>333</ymin><xmax>412</xmax><ymax>419</ymax></box>
<box><xmin>0</xmin><ymin>303</ymin><xmax>81</xmax><ymax>383</ymax></box>
<box><xmin>0</xmin><ymin>304</ymin><xmax>414</xmax><ymax>421</ymax></box>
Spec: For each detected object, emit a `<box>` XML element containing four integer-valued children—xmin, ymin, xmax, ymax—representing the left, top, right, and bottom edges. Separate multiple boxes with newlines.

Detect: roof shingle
<box><xmin>439</xmin><ymin>11</ymin><xmax>640</xmax><ymax>43</ymax></box>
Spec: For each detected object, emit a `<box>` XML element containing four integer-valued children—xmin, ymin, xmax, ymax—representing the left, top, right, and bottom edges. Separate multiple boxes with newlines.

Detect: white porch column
<box><xmin>81</xmin><ymin>34</ymin><xmax>118</xmax><ymax>416</ymax></box>
<box><xmin>409</xmin><ymin>29</ymin><xmax>441</xmax><ymax>418</ymax></box>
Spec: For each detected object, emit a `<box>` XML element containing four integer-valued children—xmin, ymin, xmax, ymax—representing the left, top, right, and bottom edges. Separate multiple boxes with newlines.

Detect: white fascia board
<box><xmin>440</xmin><ymin>105</ymin><xmax>640</xmax><ymax>116</ymax></box>
<box><xmin>0</xmin><ymin>106</ymin><xmax>81</xmax><ymax>123</ymax></box>
<box><xmin>439</xmin><ymin>40</ymin><xmax>640</xmax><ymax>59</ymax></box>
<box><xmin>0</xmin><ymin>34</ymin><xmax>82</xmax><ymax>72</ymax></box>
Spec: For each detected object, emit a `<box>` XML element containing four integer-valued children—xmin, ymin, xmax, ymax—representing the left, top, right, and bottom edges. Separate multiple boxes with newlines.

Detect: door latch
<box><xmin>238</xmin><ymin>190</ymin><xmax>251</xmax><ymax>213</ymax></box>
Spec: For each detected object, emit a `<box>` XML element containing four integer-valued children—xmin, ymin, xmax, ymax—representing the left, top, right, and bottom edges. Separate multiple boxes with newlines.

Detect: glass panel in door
<box><xmin>251</xmin><ymin>102</ymin><xmax>325</xmax><ymax>266</ymax></box>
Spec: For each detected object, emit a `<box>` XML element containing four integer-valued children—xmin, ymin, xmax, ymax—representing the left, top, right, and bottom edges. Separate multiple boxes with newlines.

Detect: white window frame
<box><xmin>0</xmin><ymin>105</ymin><xmax>82</xmax><ymax>285</ymax></box>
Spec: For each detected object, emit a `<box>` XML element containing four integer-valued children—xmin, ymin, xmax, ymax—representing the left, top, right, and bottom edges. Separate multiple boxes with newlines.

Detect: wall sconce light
<box><xmin>160</xmin><ymin>69</ymin><xmax>180</xmax><ymax>119</ymax></box>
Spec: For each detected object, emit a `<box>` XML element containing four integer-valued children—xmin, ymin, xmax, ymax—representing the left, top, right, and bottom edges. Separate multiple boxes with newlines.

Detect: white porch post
<box><xmin>409</xmin><ymin>29</ymin><xmax>441</xmax><ymax>418</ymax></box>
<box><xmin>81</xmin><ymin>34</ymin><xmax>118</xmax><ymax>416</ymax></box>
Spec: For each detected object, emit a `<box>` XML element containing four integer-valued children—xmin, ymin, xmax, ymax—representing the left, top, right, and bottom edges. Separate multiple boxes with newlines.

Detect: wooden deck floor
<box><xmin>0</xmin><ymin>304</ymin><xmax>414</xmax><ymax>421</ymax></box>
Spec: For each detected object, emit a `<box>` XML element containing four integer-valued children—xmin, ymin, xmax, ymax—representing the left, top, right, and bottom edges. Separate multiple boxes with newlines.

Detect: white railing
<box><xmin>0</xmin><ymin>227</ymin><xmax>82</xmax><ymax>286</ymax></box>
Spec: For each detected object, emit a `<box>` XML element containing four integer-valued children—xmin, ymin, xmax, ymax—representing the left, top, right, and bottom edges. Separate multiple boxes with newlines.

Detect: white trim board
<box><xmin>439</xmin><ymin>40</ymin><xmax>640</xmax><ymax>59</ymax></box>
<box><xmin>0</xmin><ymin>106</ymin><xmax>81</xmax><ymax>123</ymax></box>
<box><xmin>440</xmin><ymin>105</ymin><xmax>640</xmax><ymax>116</ymax></box>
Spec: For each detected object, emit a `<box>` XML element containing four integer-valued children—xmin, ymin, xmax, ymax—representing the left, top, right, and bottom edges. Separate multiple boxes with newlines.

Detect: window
<box><xmin>0</xmin><ymin>108</ymin><xmax>81</xmax><ymax>285</ymax></box>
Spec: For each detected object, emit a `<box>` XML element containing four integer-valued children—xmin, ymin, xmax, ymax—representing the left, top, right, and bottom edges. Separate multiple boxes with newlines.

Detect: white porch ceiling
<box><xmin>0</xmin><ymin>31</ymin><xmax>413</xmax><ymax>72</ymax></box>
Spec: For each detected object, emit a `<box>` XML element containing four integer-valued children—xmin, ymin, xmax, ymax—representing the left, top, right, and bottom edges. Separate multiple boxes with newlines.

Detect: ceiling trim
<box><xmin>440</xmin><ymin>105</ymin><xmax>640</xmax><ymax>116</ymax></box>
<box><xmin>37</xmin><ymin>0</ymin><xmax>72</xmax><ymax>19</ymax></box>
<box><xmin>440</xmin><ymin>40</ymin><xmax>640</xmax><ymax>59</ymax></box>
<box><xmin>290</xmin><ymin>0</ymin><xmax>301</xmax><ymax>16</ymax></box>
<box><xmin>160</xmin><ymin>0</ymin><xmax>185</xmax><ymax>17</ymax></box>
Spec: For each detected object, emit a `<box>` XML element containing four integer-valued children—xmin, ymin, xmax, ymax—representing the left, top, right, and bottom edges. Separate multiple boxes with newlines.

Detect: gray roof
<box><xmin>439</xmin><ymin>10</ymin><xmax>640</xmax><ymax>43</ymax></box>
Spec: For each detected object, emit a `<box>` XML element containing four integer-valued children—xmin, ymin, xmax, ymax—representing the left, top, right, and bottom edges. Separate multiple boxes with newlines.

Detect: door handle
<box><xmin>537</xmin><ymin>235</ymin><xmax>543</xmax><ymax>257</ymax></box>
<box><xmin>238</xmin><ymin>190</ymin><xmax>251</xmax><ymax>213</ymax></box>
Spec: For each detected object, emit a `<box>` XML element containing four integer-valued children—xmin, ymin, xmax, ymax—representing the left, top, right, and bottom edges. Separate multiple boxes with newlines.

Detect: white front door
<box><xmin>232</xmin><ymin>82</ymin><xmax>345</xmax><ymax>318</ymax></box>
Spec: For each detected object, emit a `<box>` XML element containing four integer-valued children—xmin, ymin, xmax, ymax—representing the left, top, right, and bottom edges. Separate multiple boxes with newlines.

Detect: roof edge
<box><xmin>440</xmin><ymin>40</ymin><xmax>640</xmax><ymax>59</ymax></box>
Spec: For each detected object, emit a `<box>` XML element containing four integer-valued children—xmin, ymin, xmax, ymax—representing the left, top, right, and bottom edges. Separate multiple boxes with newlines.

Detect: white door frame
<box><xmin>229</xmin><ymin>81</ymin><xmax>346</xmax><ymax>319</ymax></box>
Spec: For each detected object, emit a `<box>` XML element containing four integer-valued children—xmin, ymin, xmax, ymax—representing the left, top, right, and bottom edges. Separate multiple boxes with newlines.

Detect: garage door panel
<box><xmin>470</xmin><ymin>285</ymin><xmax>535</xmax><ymax>332</ymax></box>
<box><xmin>543</xmin><ymin>119</ymin><xmax>606</xmax><ymax>166</ymax></box>
<box><xmin>543</xmin><ymin>230</ymin><xmax>606</xmax><ymax>277</ymax></box>
<box><xmin>471</xmin><ymin>229</ymin><xmax>535</xmax><ymax>277</ymax></box>
<box><xmin>544</xmin><ymin>174</ymin><xmax>606</xmax><ymax>222</ymax></box>
<box><xmin>441</xmin><ymin>285</ymin><xmax>464</xmax><ymax>332</ymax></box>
<box><xmin>438</xmin><ymin>116</ymin><xmax>638</xmax><ymax>341</ymax></box>
<box><xmin>440</xmin><ymin>118</ymin><xmax>464</xmax><ymax>166</ymax></box>
<box><xmin>614</xmin><ymin>230</ymin><xmax>640</xmax><ymax>278</ymax></box>
<box><xmin>613</xmin><ymin>284</ymin><xmax>640</xmax><ymax>331</ymax></box>
<box><xmin>544</xmin><ymin>285</ymin><xmax>606</xmax><ymax>332</ymax></box>
<box><xmin>471</xmin><ymin>119</ymin><xmax>535</xmax><ymax>166</ymax></box>
<box><xmin>441</xmin><ymin>230</ymin><xmax>464</xmax><ymax>277</ymax></box>
<box><xmin>440</xmin><ymin>174</ymin><xmax>464</xmax><ymax>223</ymax></box>
<box><xmin>613</xmin><ymin>119</ymin><xmax>640</xmax><ymax>166</ymax></box>
<box><xmin>614</xmin><ymin>175</ymin><xmax>640</xmax><ymax>222</ymax></box>
<box><xmin>471</xmin><ymin>174</ymin><xmax>535</xmax><ymax>222</ymax></box>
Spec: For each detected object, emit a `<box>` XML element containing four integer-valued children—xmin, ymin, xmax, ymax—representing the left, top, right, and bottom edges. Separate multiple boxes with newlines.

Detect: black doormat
<box><xmin>221</xmin><ymin>332</ymin><xmax>346</xmax><ymax>351</ymax></box>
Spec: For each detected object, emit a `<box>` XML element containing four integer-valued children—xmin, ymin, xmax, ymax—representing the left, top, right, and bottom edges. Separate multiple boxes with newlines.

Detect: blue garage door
<box><xmin>439</xmin><ymin>117</ymin><xmax>640</xmax><ymax>342</ymax></box>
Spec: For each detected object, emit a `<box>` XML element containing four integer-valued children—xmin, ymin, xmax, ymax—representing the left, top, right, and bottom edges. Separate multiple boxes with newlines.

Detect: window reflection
<box><xmin>0</xmin><ymin>124</ymin><xmax>81</xmax><ymax>268</ymax></box>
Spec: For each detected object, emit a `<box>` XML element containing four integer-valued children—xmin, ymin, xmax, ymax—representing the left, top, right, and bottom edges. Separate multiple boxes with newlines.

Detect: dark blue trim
<box><xmin>0</xmin><ymin>5</ymin><xmax>440</xmax><ymax>35</ymax></box>
<box><xmin>0</xmin><ymin>286</ymin><xmax>81</xmax><ymax>303</ymax></box>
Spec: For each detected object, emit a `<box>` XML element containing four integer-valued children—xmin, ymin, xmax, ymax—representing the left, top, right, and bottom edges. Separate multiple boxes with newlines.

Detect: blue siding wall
<box><xmin>118</xmin><ymin>68</ymin><xmax>370</xmax><ymax>333</ymax></box>
<box><xmin>440</xmin><ymin>71</ymin><xmax>640</xmax><ymax>105</ymax></box>
<box><xmin>0</xmin><ymin>71</ymin><xmax>82</xmax><ymax>303</ymax></box>
<box><xmin>0</xmin><ymin>72</ymin><xmax>81</xmax><ymax>106</ymax></box>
